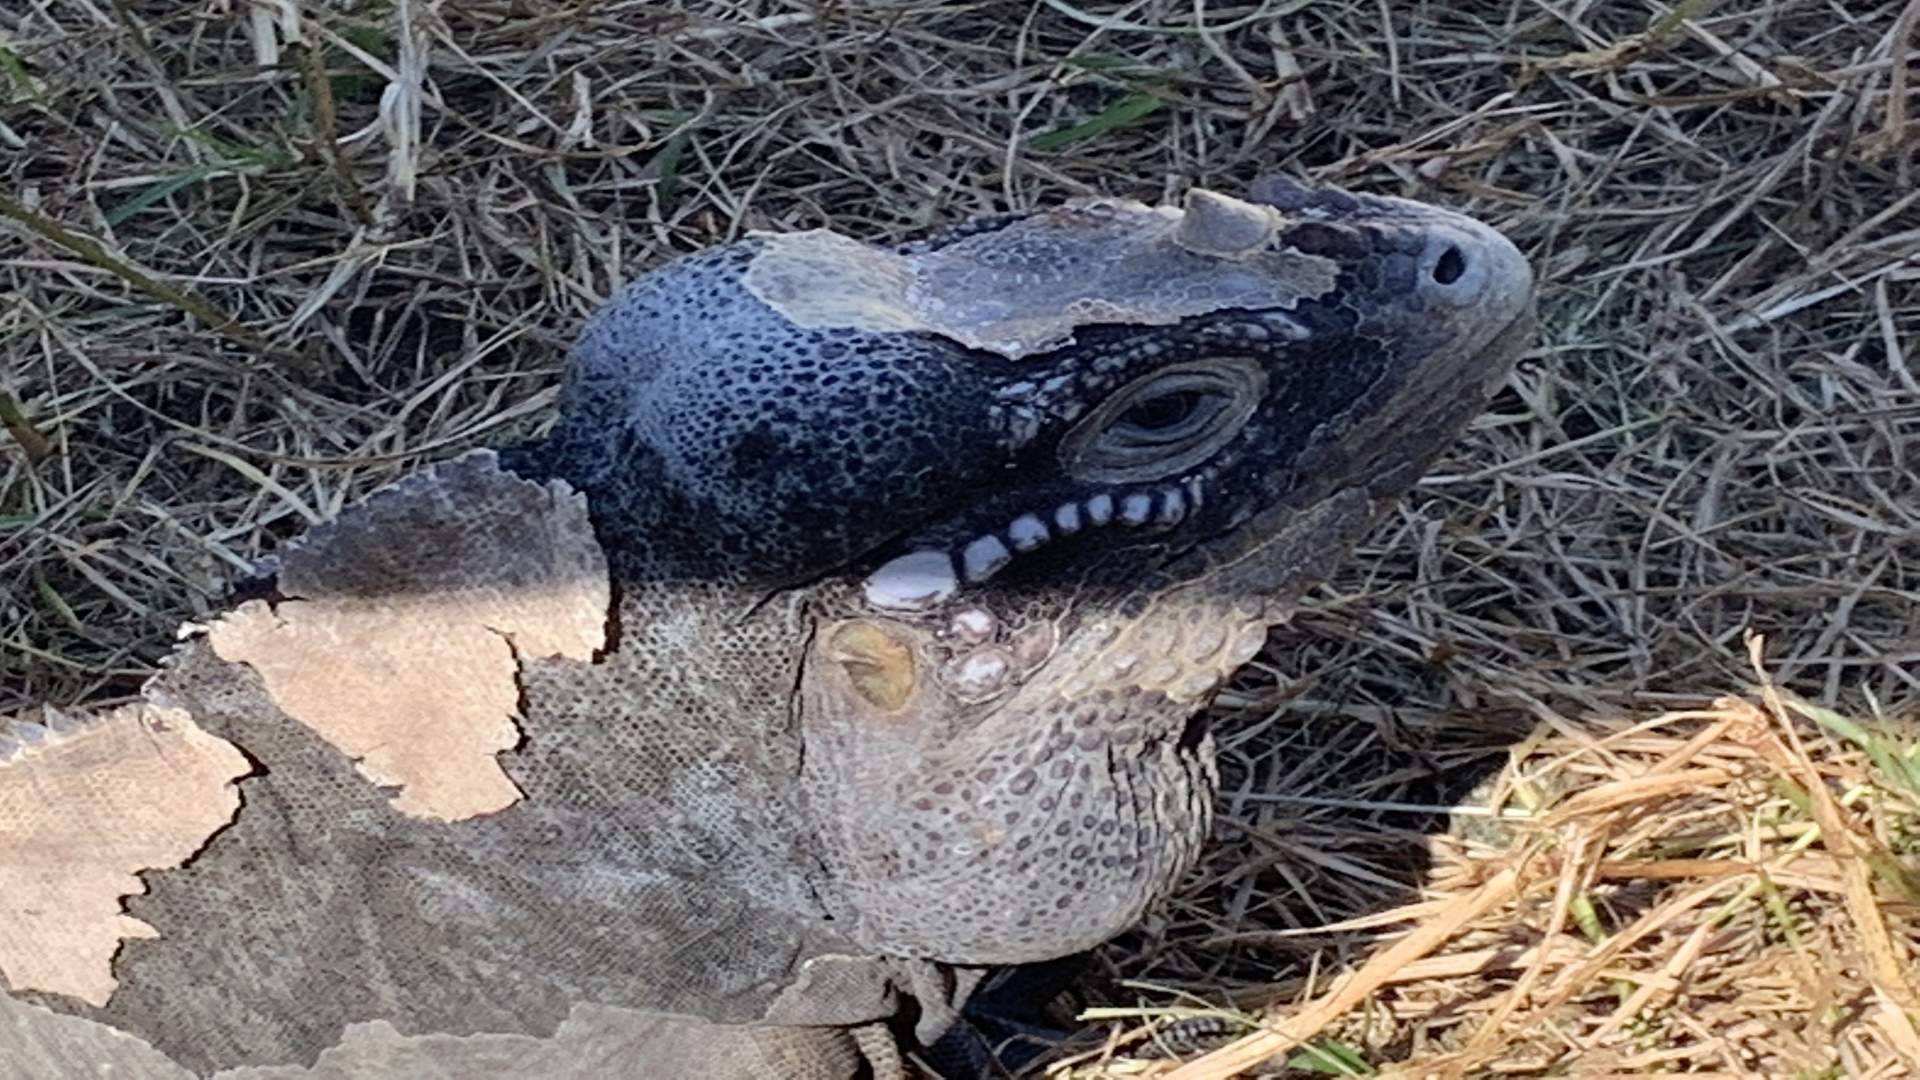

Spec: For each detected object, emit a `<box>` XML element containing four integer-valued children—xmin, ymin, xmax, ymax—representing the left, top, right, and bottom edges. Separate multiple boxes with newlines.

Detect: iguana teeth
<box><xmin>870</xmin><ymin>488</ymin><xmax>1193</xmax><ymax>606</ymax></box>
<box><xmin>1185</xmin><ymin>477</ymin><xmax>1205</xmax><ymax>507</ymax></box>
<box><xmin>1158</xmin><ymin>488</ymin><xmax>1187</xmax><ymax>525</ymax></box>
<box><xmin>1006</xmin><ymin>514</ymin><xmax>1049</xmax><ymax>552</ymax></box>
<box><xmin>863</xmin><ymin>550</ymin><xmax>960</xmax><ymax>611</ymax></box>
<box><xmin>961</xmin><ymin>535</ymin><xmax>1012</xmax><ymax>582</ymax></box>
<box><xmin>1052</xmin><ymin>502</ymin><xmax>1083</xmax><ymax>534</ymax></box>
<box><xmin>1085</xmin><ymin>493</ymin><xmax>1115</xmax><ymax>525</ymax></box>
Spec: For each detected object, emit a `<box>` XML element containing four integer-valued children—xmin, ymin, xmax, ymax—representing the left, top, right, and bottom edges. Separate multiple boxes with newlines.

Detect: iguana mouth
<box><xmin>1481</xmin><ymin>305</ymin><xmax>1539</xmax><ymax>384</ymax></box>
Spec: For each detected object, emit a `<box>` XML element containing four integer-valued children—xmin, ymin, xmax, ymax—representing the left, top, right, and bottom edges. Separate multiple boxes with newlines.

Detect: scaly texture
<box><xmin>2</xmin><ymin>182</ymin><xmax>1532</xmax><ymax>1078</ymax></box>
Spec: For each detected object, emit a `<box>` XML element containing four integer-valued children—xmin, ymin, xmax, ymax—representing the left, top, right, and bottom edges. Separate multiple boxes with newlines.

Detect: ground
<box><xmin>1</xmin><ymin>1</ymin><xmax>1916</xmax><ymax>1076</ymax></box>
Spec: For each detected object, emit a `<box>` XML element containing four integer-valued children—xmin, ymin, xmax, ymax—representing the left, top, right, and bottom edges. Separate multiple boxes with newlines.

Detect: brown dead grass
<box><xmin>1051</xmin><ymin>637</ymin><xmax>1920</xmax><ymax>1077</ymax></box>
<box><xmin>1</xmin><ymin>1</ymin><xmax>1916</xmax><ymax>1077</ymax></box>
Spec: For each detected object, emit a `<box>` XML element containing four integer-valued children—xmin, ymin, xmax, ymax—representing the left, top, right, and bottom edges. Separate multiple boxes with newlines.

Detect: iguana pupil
<box><xmin>1116</xmin><ymin>389</ymin><xmax>1208</xmax><ymax>435</ymax></box>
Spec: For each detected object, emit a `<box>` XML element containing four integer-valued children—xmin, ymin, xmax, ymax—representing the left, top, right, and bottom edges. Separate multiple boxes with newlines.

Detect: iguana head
<box><xmin>520</xmin><ymin>180</ymin><xmax>1533</xmax><ymax>963</ymax></box>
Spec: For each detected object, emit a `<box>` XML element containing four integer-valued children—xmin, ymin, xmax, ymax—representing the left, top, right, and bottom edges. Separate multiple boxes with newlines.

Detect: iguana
<box><xmin>0</xmin><ymin>178</ymin><xmax>1534</xmax><ymax>1079</ymax></box>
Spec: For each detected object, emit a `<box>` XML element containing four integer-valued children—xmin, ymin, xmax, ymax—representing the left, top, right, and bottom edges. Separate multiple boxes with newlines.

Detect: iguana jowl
<box><xmin>0</xmin><ymin>179</ymin><xmax>1534</xmax><ymax>1078</ymax></box>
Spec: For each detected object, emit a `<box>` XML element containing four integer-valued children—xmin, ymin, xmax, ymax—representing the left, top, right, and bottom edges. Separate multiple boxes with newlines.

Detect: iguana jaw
<box><xmin>0</xmin><ymin>182</ymin><xmax>1539</xmax><ymax>1071</ymax></box>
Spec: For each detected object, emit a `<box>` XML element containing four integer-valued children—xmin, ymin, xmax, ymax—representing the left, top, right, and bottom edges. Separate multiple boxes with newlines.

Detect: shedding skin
<box><xmin>1</xmin><ymin>180</ymin><xmax>1533</xmax><ymax>1079</ymax></box>
<box><xmin>0</xmin><ymin>704</ymin><xmax>249</xmax><ymax>1006</ymax></box>
<box><xmin>203</xmin><ymin>460</ymin><xmax>609</xmax><ymax>822</ymax></box>
<box><xmin>743</xmin><ymin>188</ymin><xmax>1339</xmax><ymax>358</ymax></box>
<box><xmin>0</xmin><ymin>995</ymin><xmax>891</xmax><ymax>1080</ymax></box>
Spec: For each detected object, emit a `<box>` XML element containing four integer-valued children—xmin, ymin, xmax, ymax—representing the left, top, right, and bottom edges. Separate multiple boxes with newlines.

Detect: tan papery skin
<box><xmin>0</xmin><ymin>703</ymin><xmax>250</xmax><ymax>1007</ymax></box>
<box><xmin>744</xmin><ymin>191</ymin><xmax>1339</xmax><ymax>359</ymax></box>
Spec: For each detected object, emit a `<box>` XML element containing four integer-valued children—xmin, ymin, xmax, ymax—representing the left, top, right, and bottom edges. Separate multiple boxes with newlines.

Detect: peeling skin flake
<box><xmin>208</xmin><ymin>451</ymin><xmax>611</xmax><ymax>823</ymax></box>
<box><xmin>0</xmin><ymin>704</ymin><xmax>250</xmax><ymax>1007</ymax></box>
<box><xmin>209</xmin><ymin>600</ymin><xmax>531</xmax><ymax>821</ymax></box>
<box><xmin>742</xmin><ymin>190</ymin><xmax>1339</xmax><ymax>359</ymax></box>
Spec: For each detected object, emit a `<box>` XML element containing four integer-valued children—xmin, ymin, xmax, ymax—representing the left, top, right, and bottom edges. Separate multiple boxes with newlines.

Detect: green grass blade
<box><xmin>105</xmin><ymin>163</ymin><xmax>225</xmax><ymax>227</ymax></box>
<box><xmin>1029</xmin><ymin>91</ymin><xmax>1165</xmax><ymax>151</ymax></box>
<box><xmin>1287</xmin><ymin>1038</ymin><xmax>1377</xmax><ymax>1075</ymax></box>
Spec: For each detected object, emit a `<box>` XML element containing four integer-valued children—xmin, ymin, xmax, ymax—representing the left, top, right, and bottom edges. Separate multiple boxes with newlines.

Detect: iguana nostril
<box><xmin>1417</xmin><ymin>231</ymin><xmax>1501</xmax><ymax>307</ymax></box>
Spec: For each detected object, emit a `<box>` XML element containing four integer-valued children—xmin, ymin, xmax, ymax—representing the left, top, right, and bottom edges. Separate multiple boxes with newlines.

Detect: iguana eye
<box><xmin>1062</xmin><ymin>358</ymin><xmax>1265</xmax><ymax>483</ymax></box>
<box><xmin>1114</xmin><ymin>390</ymin><xmax>1213</xmax><ymax>440</ymax></box>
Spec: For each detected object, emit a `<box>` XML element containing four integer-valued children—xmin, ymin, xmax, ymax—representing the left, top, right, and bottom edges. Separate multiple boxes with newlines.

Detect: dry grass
<box><xmin>1048</xmin><ymin>641</ymin><xmax>1920</xmax><ymax>1077</ymax></box>
<box><xmin>1</xmin><ymin>1</ymin><xmax>1916</xmax><ymax>1076</ymax></box>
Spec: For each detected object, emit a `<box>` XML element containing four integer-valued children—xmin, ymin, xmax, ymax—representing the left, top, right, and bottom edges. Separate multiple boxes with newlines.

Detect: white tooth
<box><xmin>1185</xmin><ymin>477</ymin><xmax>1204</xmax><ymax>506</ymax></box>
<box><xmin>1007</xmin><ymin>514</ymin><xmax>1049</xmax><ymax>552</ymax></box>
<box><xmin>1120</xmin><ymin>493</ymin><xmax>1154</xmax><ymax>526</ymax></box>
<box><xmin>863</xmin><ymin>551</ymin><xmax>959</xmax><ymax>611</ymax></box>
<box><xmin>1159</xmin><ymin>488</ymin><xmax>1187</xmax><ymax>524</ymax></box>
<box><xmin>1086</xmin><ymin>494</ymin><xmax>1115</xmax><ymax>526</ymax></box>
<box><xmin>962</xmin><ymin>535</ymin><xmax>1013</xmax><ymax>581</ymax></box>
<box><xmin>1053</xmin><ymin>502</ymin><xmax>1083</xmax><ymax>534</ymax></box>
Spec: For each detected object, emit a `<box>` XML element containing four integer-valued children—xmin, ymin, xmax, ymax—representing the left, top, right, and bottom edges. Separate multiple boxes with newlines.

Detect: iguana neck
<box><xmin>796</xmin><ymin>610</ymin><xmax>1222</xmax><ymax>964</ymax></box>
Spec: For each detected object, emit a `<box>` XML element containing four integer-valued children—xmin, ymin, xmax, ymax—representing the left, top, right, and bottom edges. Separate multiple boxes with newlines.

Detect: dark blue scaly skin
<box><xmin>3</xmin><ymin>181</ymin><xmax>1533</xmax><ymax>1078</ymax></box>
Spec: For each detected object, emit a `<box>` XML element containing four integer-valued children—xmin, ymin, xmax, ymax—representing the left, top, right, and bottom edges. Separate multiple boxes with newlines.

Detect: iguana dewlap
<box><xmin>0</xmin><ymin>180</ymin><xmax>1534</xmax><ymax>1079</ymax></box>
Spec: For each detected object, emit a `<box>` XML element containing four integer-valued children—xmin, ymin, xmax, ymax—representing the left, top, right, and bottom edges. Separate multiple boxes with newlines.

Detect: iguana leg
<box><xmin>924</xmin><ymin>958</ymin><xmax>1089</xmax><ymax>1076</ymax></box>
